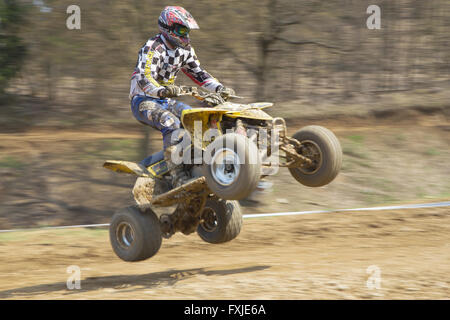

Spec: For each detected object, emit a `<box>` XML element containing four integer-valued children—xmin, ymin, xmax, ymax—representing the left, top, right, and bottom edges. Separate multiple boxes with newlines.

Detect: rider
<box><xmin>129</xmin><ymin>6</ymin><xmax>234</xmax><ymax>187</ymax></box>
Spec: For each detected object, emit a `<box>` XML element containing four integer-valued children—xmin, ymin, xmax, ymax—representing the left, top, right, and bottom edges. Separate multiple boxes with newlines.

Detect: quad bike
<box><xmin>103</xmin><ymin>86</ymin><xmax>342</xmax><ymax>262</ymax></box>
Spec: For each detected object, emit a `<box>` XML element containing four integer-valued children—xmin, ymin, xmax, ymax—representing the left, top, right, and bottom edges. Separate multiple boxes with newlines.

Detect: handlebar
<box><xmin>177</xmin><ymin>86</ymin><xmax>242</xmax><ymax>106</ymax></box>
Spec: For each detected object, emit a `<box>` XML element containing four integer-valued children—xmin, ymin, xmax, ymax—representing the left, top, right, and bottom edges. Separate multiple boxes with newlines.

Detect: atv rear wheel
<box><xmin>197</xmin><ymin>198</ymin><xmax>243</xmax><ymax>244</ymax></box>
<box><xmin>203</xmin><ymin>133</ymin><xmax>261</xmax><ymax>200</ymax></box>
<box><xmin>109</xmin><ymin>206</ymin><xmax>162</xmax><ymax>262</ymax></box>
<box><xmin>288</xmin><ymin>125</ymin><xmax>342</xmax><ymax>187</ymax></box>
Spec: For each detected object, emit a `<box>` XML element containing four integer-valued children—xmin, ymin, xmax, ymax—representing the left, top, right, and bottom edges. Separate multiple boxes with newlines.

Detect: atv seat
<box><xmin>140</xmin><ymin>150</ymin><xmax>164</xmax><ymax>167</ymax></box>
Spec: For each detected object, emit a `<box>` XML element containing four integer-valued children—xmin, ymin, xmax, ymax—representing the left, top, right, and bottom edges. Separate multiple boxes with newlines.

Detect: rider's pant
<box><xmin>130</xmin><ymin>95</ymin><xmax>191</xmax><ymax>149</ymax></box>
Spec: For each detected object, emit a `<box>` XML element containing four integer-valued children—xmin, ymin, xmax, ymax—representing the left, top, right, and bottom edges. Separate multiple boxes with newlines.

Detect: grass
<box><xmin>0</xmin><ymin>228</ymin><xmax>108</xmax><ymax>243</ymax></box>
<box><xmin>342</xmin><ymin>134</ymin><xmax>370</xmax><ymax>162</ymax></box>
<box><xmin>342</xmin><ymin>146</ymin><xmax>369</xmax><ymax>160</ymax></box>
<box><xmin>75</xmin><ymin>138</ymin><xmax>140</xmax><ymax>161</ymax></box>
<box><xmin>0</xmin><ymin>231</ymin><xmax>35</xmax><ymax>242</ymax></box>
<box><xmin>342</xmin><ymin>145</ymin><xmax>372</xmax><ymax>171</ymax></box>
<box><xmin>425</xmin><ymin>148</ymin><xmax>440</xmax><ymax>156</ymax></box>
<box><xmin>347</xmin><ymin>134</ymin><xmax>365</xmax><ymax>144</ymax></box>
<box><xmin>53</xmin><ymin>228</ymin><xmax>108</xmax><ymax>239</ymax></box>
<box><xmin>372</xmin><ymin>178</ymin><xmax>397</xmax><ymax>193</ymax></box>
<box><xmin>0</xmin><ymin>156</ymin><xmax>25</xmax><ymax>170</ymax></box>
<box><xmin>395</xmin><ymin>134</ymin><xmax>406</xmax><ymax>142</ymax></box>
<box><xmin>361</xmin><ymin>190</ymin><xmax>398</xmax><ymax>205</ymax></box>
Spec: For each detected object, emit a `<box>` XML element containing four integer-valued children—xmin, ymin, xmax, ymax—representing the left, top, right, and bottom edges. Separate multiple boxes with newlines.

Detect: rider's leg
<box><xmin>131</xmin><ymin>96</ymin><xmax>192</xmax><ymax>148</ymax></box>
<box><xmin>162</xmin><ymin>99</ymin><xmax>192</xmax><ymax>187</ymax></box>
<box><xmin>165</xmin><ymin>99</ymin><xmax>192</xmax><ymax>119</ymax></box>
<box><xmin>130</xmin><ymin>95</ymin><xmax>191</xmax><ymax>187</ymax></box>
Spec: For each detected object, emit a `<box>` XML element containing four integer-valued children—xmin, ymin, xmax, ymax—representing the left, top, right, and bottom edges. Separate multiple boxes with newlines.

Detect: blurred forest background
<box><xmin>2</xmin><ymin>0</ymin><xmax>449</xmax><ymax>129</ymax></box>
<box><xmin>0</xmin><ymin>0</ymin><xmax>449</xmax><ymax>228</ymax></box>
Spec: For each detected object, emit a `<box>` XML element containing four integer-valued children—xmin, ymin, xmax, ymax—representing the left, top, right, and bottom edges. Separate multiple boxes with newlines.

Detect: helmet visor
<box><xmin>173</xmin><ymin>24</ymin><xmax>190</xmax><ymax>37</ymax></box>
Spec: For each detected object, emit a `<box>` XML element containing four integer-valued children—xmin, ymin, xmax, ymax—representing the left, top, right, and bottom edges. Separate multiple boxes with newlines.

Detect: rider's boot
<box><xmin>164</xmin><ymin>145</ymin><xmax>190</xmax><ymax>188</ymax></box>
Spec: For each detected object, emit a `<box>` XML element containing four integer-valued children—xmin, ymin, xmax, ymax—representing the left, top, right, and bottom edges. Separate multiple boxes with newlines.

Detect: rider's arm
<box><xmin>182</xmin><ymin>47</ymin><xmax>223</xmax><ymax>93</ymax></box>
<box><xmin>135</xmin><ymin>43</ymin><xmax>165</xmax><ymax>98</ymax></box>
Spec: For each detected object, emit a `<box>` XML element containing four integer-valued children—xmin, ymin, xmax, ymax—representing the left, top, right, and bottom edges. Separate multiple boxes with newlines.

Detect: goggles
<box><xmin>173</xmin><ymin>24</ymin><xmax>190</xmax><ymax>37</ymax></box>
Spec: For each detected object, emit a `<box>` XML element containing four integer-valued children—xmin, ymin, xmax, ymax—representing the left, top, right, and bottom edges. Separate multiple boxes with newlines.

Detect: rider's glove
<box><xmin>217</xmin><ymin>86</ymin><xmax>235</xmax><ymax>98</ymax></box>
<box><xmin>158</xmin><ymin>85</ymin><xmax>182</xmax><ymax>98</ymax></box>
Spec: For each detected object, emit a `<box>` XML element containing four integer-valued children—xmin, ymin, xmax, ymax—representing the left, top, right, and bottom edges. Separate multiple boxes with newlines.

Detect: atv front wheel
<box><xmin>288</xmin><ymin>125</ymin><xmax>342</xmax><ymax>187</ymax></box>
<box><xmin>197</xmin><ymin>198</ymin><xmax>243</xmax><ymax>244</ymax></box>
<box><xmin>109</xmin><ymin>206</ymin><xmax>162</xmax><ymax>262</ymax></box>
<box><xmin>203</xmin><ymin>133</ymin><xmax>261</xmax><ymax>200</ymax></box>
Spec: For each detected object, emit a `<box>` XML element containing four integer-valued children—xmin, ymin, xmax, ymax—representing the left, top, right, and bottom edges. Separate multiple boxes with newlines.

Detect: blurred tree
<box><xmin>0</xmin><ymin>0</ymin><xmax>26</xmax><ymax>96</ymax></box>
<box><xmin>3</xmin><ymin>0</ymin><xmax>449</xmax><ymax>126</ymax></box>
<box><xmin>215</xmin><ymin>0</ymin><xmax>342</xmax><ymax>100</ymax></box>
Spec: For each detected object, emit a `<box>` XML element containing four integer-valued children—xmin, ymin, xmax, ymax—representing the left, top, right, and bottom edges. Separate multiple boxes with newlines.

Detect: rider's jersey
<box><xmin>130</xmin><ymin>33</ymin><xmax>223</xmax><ymax>99</ymax></box>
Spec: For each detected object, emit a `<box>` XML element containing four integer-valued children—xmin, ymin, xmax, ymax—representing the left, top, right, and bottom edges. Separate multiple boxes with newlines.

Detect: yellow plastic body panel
<box><xmin>103</xmin><ymin>160</ymin><xmax>152</xmax><ymax>177</ymax></box>
<box><xmin>180</xmin><ymin>102</ymin><xmax>274</xmax><ymax>149</ymax></box>
<box><xmin>223</xmin><ymin>108</ymin><xmax>273</xmax><ymax>120</ymax></box>
<box><xmin>181</xmin><ymin>103</ymin><xmax>273</xmax><ymax>133</ymax></box>
<box><xmin>146</xmin><ymin>159</ymin><xmax>169</xmax><ymax>178</ymax></box>
<box><xmin>181</xmin><ymin>108</ymin><xmax>228</xmax><ymax>132</ymax></box>
<box><xmin>181</xmin><ymin>108</ymin><xmax>229</xmax><ymax>148</ymax></box>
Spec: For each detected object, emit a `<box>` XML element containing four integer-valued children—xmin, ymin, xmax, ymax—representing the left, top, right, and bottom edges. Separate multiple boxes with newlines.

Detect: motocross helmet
<box><xmin>158</xmin><ymin>6</ymin><xmax>199</xmax><ymax>48</ymax></box>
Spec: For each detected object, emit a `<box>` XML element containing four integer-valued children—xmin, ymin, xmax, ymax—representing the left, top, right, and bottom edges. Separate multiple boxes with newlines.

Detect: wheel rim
<box><xmin>210</xmin><ymin>148</ymin><xmax>241</xmax><ymax>186</ymax></box>
<box><xmin>297</xmin><ymin>140</ymin><xmax>323</xmax><ymax>175</ymax></box>
<box><xmin>200</xmin><ymin>207</ymin><xmax>218</xmax><ymax>232</ymax></box>
<box><xmin>116</xmin><ymin>222</ymin><xmax>135</xmax><ymax>249</ymax></box>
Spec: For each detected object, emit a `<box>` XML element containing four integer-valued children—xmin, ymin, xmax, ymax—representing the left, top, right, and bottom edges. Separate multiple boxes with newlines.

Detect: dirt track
<box><xmin>0</xmin><ymin>205</ymin><xmax>448</xmax><ymax>299</ymax></box>
<box><xmin>0</xmin><ymin>109</ymin><xmax>449</xmax><ymax>299</ymax></box>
